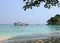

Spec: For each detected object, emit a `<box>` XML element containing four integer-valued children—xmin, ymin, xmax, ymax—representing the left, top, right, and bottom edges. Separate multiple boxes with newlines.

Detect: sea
<box><xmin>0</xmin><ymin>24</ymin><xmax>60</xmax><ymax>37</ymax></box>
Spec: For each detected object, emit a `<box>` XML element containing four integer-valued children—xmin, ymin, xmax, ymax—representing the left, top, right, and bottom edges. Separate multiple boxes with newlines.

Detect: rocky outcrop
<box><xmin>47</xmin><ymin>14</ymin><xmax>60</xmax><ymax>25</ymax></box>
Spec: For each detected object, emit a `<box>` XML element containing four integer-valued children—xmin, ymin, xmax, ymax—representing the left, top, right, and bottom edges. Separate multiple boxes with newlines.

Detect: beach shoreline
<box><xmin>0</xmin><ymin>33</ymin><xmax>60</xmax><ymax>43</ymax></box>
<box><xmin>1</xmin><ymin>36</ymin><xmax>60</xmax><ymax>43</ymax></box>
<box><xmin>0</xmin><ymin>37</ymin><xmax>12</xmax><ymax>41</ymax></box>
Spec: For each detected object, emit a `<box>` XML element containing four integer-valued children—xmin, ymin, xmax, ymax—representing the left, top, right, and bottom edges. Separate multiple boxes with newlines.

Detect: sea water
<box><xmin>0</xmin><ymin>24</ymin><xmax>60</xmax><ymax>37</ymax></box>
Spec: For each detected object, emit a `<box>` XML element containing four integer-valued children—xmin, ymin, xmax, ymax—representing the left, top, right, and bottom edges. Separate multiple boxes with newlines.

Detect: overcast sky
<box><xmin>0</xmin><ymin>0</ymin><xmax>60</xmax><ymax>24</ymax></box>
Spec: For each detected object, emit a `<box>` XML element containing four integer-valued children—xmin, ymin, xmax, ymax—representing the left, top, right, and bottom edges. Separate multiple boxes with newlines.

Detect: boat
<box><xmin>14</xmin><ymin>22</ymin><xmax>28</xmax><ymax>26</ymax></box>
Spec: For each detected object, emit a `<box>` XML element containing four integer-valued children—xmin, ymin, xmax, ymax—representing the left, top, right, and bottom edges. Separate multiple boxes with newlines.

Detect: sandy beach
<box><xmin>0</xmin><ymin>37</ymin><xmax>11</xmax><ymax>41</ymax></box>
<box><xmin>1</xmin><ymin>36</ymin><xmax>60</xmax><ymax>43</ymax></box>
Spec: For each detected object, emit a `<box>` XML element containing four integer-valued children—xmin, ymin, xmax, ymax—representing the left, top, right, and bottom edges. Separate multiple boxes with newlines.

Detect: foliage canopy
<box><xmin>47</xmin><ymin>14</ymin><xmax>60</xmax><ymax>25</ymax></box>
<box><xmin>23</xmin><ymin>0</ymin><xmax>60</xmax><ymax>10</ymax></box>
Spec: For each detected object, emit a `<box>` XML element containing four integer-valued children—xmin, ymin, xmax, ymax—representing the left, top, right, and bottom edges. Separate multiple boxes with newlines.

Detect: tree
<box><xmin>23</xmin><ymin>0</ymin><xmax>60</xmax><ymax>11</ymax></box>
<box><xmin>47</xmin><ymin>14</ymin><xmax>60</xmax><ymax>25</ymax></box>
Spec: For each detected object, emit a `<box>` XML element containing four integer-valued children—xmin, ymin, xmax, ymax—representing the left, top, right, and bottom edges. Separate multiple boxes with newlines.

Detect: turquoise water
<box><xmin>0</xmin><ymin>24</ymin><xmax>60</xmax><ymax>37</ymax></box>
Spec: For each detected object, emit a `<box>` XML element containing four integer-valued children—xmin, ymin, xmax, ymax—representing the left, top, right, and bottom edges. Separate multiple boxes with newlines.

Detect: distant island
<box><xmin>14</xmin><ymin>22</ymin><xmax>28</xmax><ymax>26</ymax></box>
<box><xmin>47</xmin><ymin>14</ymin><xmax>60</xmax><ymax>25</ymax></box>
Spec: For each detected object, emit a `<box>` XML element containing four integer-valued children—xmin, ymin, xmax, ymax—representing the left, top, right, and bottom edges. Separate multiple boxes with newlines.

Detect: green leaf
<box><xmin>23</xmin><ymin>0</ymin><xmax>26</xmax><ymax>2</ymax></box>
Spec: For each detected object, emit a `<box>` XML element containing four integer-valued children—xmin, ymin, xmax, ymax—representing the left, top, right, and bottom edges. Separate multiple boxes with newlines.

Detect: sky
<box><xmin>0</xmin><ymin>0</ymin><xmax>60</xmax><ymax>24</ymax></box>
